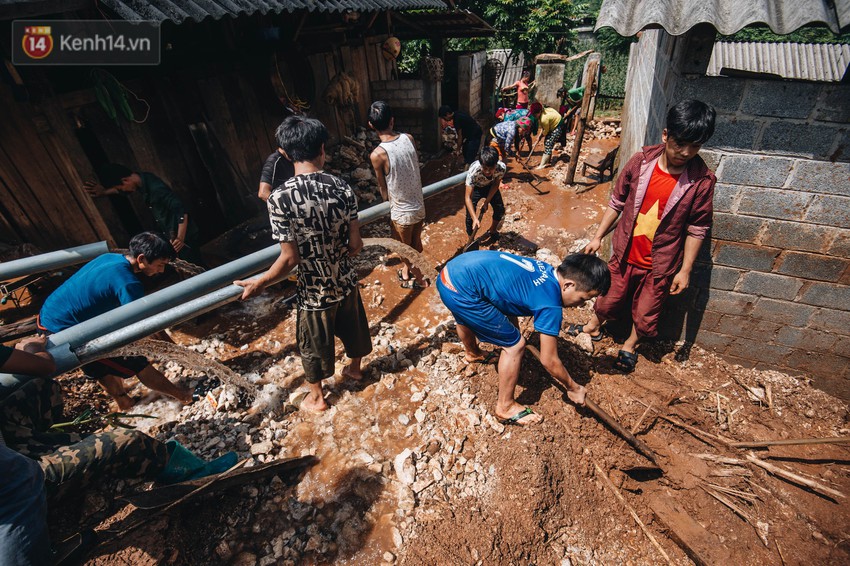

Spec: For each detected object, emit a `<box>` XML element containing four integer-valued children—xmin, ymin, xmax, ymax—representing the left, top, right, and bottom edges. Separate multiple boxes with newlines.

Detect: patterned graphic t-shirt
<box><xmin>268</xmin><ymin>172</ymin><xmax>359</xmax><ymax>310</ymax></box>
<box><xmin>466</xmin><ymin>160</ymin><xmax>507</xmax><ymax>189</ymax></box>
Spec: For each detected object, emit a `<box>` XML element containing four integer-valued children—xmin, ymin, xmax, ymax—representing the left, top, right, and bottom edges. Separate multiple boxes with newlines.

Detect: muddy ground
<box><xmin>13</xmin><ymin>126</ymin><xmax>850</xmax><ymax>565</ymax></box>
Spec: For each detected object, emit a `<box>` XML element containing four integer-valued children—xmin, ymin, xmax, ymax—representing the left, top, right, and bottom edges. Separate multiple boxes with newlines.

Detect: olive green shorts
<box><xmin>297</xmin><ymin>288</ymin><xmax>372</xmax><ymax>383</ymax></box>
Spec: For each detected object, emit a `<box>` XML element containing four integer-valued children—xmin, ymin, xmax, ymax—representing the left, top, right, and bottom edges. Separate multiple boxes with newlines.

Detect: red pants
<box><xmin>594</xmin><ymin>260</ymin><xmax>672</xmax><ymax>338</ymax></box>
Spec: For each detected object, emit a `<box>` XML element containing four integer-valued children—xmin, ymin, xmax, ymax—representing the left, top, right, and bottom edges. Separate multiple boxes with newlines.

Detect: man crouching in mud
<box><xmin>437</xmin><ymin>251</ymin><xmax>610</xmax><ymax>426</ymax></box>
<box><xmin>236</xmin><ymin>116</ymin><xmax>372</xmax><ymax>412</ymax></box>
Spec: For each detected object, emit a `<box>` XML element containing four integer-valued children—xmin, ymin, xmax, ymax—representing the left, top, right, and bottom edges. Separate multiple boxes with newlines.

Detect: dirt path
<box><xmin>48</xmin><ymin>129</ymin><xmax>850</xmax><ymax>565</ymax></box>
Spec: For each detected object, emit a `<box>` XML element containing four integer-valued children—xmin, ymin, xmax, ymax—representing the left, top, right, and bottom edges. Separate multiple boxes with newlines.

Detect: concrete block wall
<box><xmin>675</xmin><ymin>76</ymin><xmax>849</xmax><ymax>161</ymax></box>
<box><xmin>457</xmin><ymin>51</ymin><xmax>487</xmax><ymax>116</ymax></box>
<box><xmin>667</xmin><ymin>76</ymin><xmax>850</xmax><ymax>395</ymax></box>
<box><xmin>371</xmin><ymin>80</ymin><xmax>428</xmax><ymax>141</ymax></box>
<box><xmin>618</xmin><ymin>28</ymin><xmax>850</xmax><ymax>397</ymax></box>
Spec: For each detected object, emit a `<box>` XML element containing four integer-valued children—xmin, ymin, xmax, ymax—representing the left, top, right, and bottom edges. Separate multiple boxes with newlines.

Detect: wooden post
<box><xmin>564</xmin><ymin>52</ymin><xmax>600</xmax><ymax>184</ymax></box>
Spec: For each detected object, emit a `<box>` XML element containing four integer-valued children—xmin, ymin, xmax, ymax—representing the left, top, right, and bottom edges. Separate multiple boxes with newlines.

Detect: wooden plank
<box><xmin>0</xmin><ymin>182</ymin><xmax>23</xmax><ymax>244</ymax></box>
<box><xmin>235</xmin><ymin>74</ymin><xmax>276</xmax><ymax>201</ymax></box>
<box><xmin>220</xmin><ymin>74</ymin><xmax>265</xmax><ymax>189</ymax></box>
<box><xmin>33</xmin><ymin>97</ymin><xmax>115</xmax><ymax>245</ymax></box>
<box><xmin>0</xmin><ymin>90</ymin><xmax>93</xmax><ymax>246</ymax></box>
<box><xmin>196</xmin><ymin>77</ymin><xmax>250</xmax><ymax>181</ymax></box>
<box><xmin>350</xmin><ymin>44</ymin><xmax>371</xmax><ymax>123</ymax></box>
<box><xmin>0</xmin><ymin>159</ymin><xmax>39</xmax><ymax>243</ymax></box>
<box><xmin>0</xmin><ymin>144</ymin><xmax>43</xmax><ymax>227</ymax></box>
<box><xmin>649</xmin><ymin>497</ymin><xmax>732</xmax><ymax>566</ymax></box>
<box><xmin>309</xmin><ymin>52</ymin><xmax>340</xmax><ymax>139</ymax></box>
<box><xmin>365</xmin><ymin>39</ymin><xmax>381</xmax><ymax>84</ymax></box>
<box><xmin>150</xmin><ymin>76</ymin><xmax>229</xmax><ymax>241</ymax></box>
<box><xmin>79</xmin><ymin>103</ymin><xmax>158</xmax><ymax>233</ymax></box>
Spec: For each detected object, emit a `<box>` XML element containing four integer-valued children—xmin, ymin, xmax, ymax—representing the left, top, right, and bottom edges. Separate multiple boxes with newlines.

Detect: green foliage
<box><xmin>397</xmin><ymin>39</ymin><xmax>430</xmax><ymax>75</ymax></box>
<box><xmin>595</xmin><ymin>27</ymin><xmax>637</xmax><ymax>53</ymax></box>
<box><xmin>460</xmin><ymin>0</ymin><xmax>583</xmax><ymax>56</ymax></box>
<box><xmin>719</xmin><ymin>24</ymin><xmax>850</xmax><ymax>44</ymax></box>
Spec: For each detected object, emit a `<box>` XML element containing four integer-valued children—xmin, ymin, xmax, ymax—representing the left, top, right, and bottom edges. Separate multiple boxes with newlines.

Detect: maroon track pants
<box><xmin>593</xmin><ymin>260</ymin><xmax>672</xmax><ymax>338</ymax></box>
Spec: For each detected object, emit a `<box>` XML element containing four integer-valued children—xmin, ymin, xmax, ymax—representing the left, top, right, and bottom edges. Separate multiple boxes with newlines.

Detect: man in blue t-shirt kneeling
<box><xmin>38</xmin><ymin>232</ymin><xmax>194</xmax><ymax>410</ymax></box>
<box><xmin>437</xmin><ymin>251</ymin><xmax>610</xmax><ymax>426</ymax></box>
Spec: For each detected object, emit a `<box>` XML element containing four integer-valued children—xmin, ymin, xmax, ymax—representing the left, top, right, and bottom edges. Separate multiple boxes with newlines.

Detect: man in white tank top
<box><xmin>369</xmin><ymin>100</ymin><xmax>428</xmax><ymax>288</ymax></box>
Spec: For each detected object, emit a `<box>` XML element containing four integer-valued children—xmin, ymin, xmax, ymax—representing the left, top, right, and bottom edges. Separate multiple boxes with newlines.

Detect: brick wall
<box><xmin>661</xmin><ymin>75</ymin><xmax>850</xmax><ymax>397</ymax></box>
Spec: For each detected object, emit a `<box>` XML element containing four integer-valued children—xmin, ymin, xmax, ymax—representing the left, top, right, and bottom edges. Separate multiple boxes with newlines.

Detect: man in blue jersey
<box><xmin>38</xmin><ymin>232</ymin><xmax>194</xmax><ymax>410</ymax></box>
<box><xmin>437</xmin><ymin>251</ymin><xmax>610</xmax><ymax>426</ymax></box>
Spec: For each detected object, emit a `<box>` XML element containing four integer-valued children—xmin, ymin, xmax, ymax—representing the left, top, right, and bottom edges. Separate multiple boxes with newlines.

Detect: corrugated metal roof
<box><xmin>100</xmin><ymin>0</ymin><xmax>448</xmax><ymax>23</ymax></box>
<box><xmin>595</xmin><ymin>0</ymin><xmax>850</xmax><ymax>36</ymax></box>
<box><xmin>0</xmin><ymin>0</ymin><xmax>448</xmax><ymax>23</ymax></box>
<box><xmin>707</xmin><ymin>41</ymin><xmax>850</xmax><ymax>82</ymax></box>
<box><xmin>394</xmin><ymin>10</ymin><xmax>495</xmax><ymax>38</ymax></box>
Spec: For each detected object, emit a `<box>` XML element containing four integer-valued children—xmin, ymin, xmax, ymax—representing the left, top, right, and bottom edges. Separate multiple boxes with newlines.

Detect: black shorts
<box><xmin>465</xmin><ymin>187</ymin><xmax>506</xmax><ymax>235</ymax></box>
<box><xmin>82</xmin><ymin>356</ymin><xmax>150</xmax><ymax>380</ymax></box>
<box><xmin>297</xmin><ymin>289</ymin><xmax>372</xmax><ymax>383</ymax></box>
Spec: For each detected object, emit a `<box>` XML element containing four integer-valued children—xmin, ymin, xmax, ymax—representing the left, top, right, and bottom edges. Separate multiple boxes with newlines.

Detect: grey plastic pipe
<box><xmin>33</xmin><ymin>171</ymin><xmax>468</xmax><ymax>375</ymax></box>
<box><xmin>0</xmin><ymin>241</ymin><xmax>109</xmax><ymax>281</ymax></box>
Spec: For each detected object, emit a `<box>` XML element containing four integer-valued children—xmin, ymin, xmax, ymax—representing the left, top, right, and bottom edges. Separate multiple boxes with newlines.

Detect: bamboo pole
<box><xmin>565</xmin><ymin>54</ymin><xmax>600</xmax><ymax>184</ymax></box>
<box><xmin>745</xmin><ymin>453</ymin><xmax>845</xmax><ymax>500</ymax></box>
<box><xmin>729</xmin><ymin>437</ymin><xmax>850</xmax><ymax>449</ymax></box>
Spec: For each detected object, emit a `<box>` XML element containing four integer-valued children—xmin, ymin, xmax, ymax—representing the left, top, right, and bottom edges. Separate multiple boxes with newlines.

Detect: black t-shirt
<box><xmin>260</xmin><ymin>152</ymin><xmax>295</xmax><ymax>189</ymax></box>
<box><xmin>453</xmin><ymin>110</ymin><xmax>482</xmax><ymax>138</ymax></box>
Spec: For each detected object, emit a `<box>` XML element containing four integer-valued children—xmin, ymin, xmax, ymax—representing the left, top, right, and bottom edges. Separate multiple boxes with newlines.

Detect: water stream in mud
<box><xmin>112</xmin><ymin>338</ymin><xmax>254</xmax><ymax>392</ymax></box>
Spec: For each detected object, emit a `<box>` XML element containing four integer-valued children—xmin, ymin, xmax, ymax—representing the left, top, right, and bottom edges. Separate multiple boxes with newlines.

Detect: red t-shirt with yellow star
<box><xmin>627</xmin><ymin>164</ymin><xmax>680</xmax><ymax>269</ymax></box>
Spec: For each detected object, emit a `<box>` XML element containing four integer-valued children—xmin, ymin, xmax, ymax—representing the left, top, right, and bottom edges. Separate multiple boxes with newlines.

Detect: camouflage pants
<box><xmin>0</xmin><ymin>376</ymin><xmax>167</xmax><ymax>490</ymax></box>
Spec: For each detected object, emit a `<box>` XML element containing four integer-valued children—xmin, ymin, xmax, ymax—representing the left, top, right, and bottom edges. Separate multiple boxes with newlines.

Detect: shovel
<box><xmin>438</xmin><ymin>206</ymin><xmax>488</xmax><ymax>270</ymax></box>
<box><xmin>516</xmin><ymin>155</ymin><xmax>550</xmax><ymax>195</ymax></box>
<box><xmin>525</xmin><ymin>344</ymin><xmax>661</xmax><ymax>467</ymax></box>
<box><xmin>524</xmin><ymin>135</ymin><xmax>542</xmax><ymax>166</ymax></box>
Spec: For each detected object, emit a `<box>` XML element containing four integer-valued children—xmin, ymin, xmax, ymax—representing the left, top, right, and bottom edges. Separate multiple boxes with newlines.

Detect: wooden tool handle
<box><xmin>525</xmin><ymin>344</ymin><xmax>659</xmax><ymax>466</ymax></box>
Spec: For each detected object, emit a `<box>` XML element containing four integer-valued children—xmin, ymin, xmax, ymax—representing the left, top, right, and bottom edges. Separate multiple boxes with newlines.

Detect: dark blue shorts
<box><xmin>436</xmin><ymin>270</ymin><xmax>521</xmax><ymax>347</ymax></box>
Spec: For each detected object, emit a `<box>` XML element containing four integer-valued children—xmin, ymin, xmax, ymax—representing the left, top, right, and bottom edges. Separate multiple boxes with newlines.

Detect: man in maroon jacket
<box><xmin>569</xmin><ymin>99</ymin><xmax>716</xmax><ymax>372</ymax></box>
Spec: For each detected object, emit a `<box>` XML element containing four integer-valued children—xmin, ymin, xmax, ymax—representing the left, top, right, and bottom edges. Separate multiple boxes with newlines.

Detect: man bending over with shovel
<box><xmin>464</xmin><ymin>146</ymin><xmax>507</xmax><ymax>245</ymax></box>
<box><xmin>437</xmin><ymin>251</ymin><xmax>610</xmax><ymax>426</ymax></box>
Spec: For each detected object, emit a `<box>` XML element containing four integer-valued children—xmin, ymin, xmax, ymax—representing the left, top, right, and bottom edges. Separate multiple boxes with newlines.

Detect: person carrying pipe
<box><xmin>235</xmin><ymin>116</ymin><xmax>372</xmax><ymax>413</ymax></box>
<box><xmin>0</xmin><ymin>336</ymin><xmax>235</xmax><ymax>564</ymax></box>
<box><xmin>436</xmin><ymin>252</ymin><xmax>610</xmax><ymax>426</ymax></box>
<box><xmin>86</xmin><ymin>163</ymin><xmax>203</xmax><ymax>266</ymax></box>
<box><xmin>37</xmin><ymin>232</ymin><xmax>195</xmax><ymax>409</ymax></box>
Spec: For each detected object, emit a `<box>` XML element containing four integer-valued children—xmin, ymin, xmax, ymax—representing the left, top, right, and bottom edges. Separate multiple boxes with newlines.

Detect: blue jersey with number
<box><xmin>444</xmin><ymin>250</ymin><xmax>563</xmax><ymax>336</ymax></box>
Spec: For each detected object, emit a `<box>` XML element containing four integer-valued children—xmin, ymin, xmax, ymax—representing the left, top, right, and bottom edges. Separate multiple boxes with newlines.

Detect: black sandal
<box><xmin>613</xmin><ymin>350</ymin><xmax>638</xmax><ymax>373</ymax></box>
<box><xmin>192</xmin><ymin>377</ymin><xmax>221</xmax><ymax>402</ymax></box>
<box><xmin>400</xmin><ymin>279</ymin><xmax>425</xmax><ymax>289</ymax></box>
<box><xmin>565</xmin><ymin>323</ymin><xmax>604</xmax><ymax>342</ymax></box>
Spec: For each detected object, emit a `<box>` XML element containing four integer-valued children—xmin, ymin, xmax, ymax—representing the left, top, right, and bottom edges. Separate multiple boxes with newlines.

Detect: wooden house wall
<box><xmin>0</xmin><ymin>83</ymin><xmax>112</xmax><ymax>249</ymax></box>
<box><xmin>308</xmin><ymin>36</ymin><xmax>394</xmax><ymax>140</ymax></box>
<box><xmin>0</xmin><ymin>34</ymin><xmax>395</xmax><ymax>251</ymax></box>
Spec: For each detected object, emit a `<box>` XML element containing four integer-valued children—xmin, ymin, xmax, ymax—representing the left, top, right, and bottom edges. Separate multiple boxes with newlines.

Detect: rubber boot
<box><xmin>156</xmin><ymin>440</ymin><xmax>238</xmax><ymax>484</ymax></box>
<box><xmin>535</xmin><ymin>153</ymin><xmax>551</xmax><ymax>169</ymax></box>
